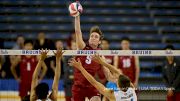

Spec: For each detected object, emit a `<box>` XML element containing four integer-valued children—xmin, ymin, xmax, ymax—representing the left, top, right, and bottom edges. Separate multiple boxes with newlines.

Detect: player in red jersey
<box><xmin>72</xmin><ymin>5</ymin><xmax>105</xmax><ymax>101</ymax></box>
<box><xmin>101</xmin><ymin>39</ymin><xmax>114</xmax><ymax>65</ymax></box>
<box><xmin>114</xmin><ymin>37</ymin><xmax>140</xmax><ymax>87</ymax></box>
<box><xmin>11</xmin><ymin>40</ymin><xmax>47</xmax><ymax>99</ymax></box>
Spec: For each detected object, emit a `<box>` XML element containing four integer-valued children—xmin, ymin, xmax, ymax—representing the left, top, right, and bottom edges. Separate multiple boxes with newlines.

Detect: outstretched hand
<box><xmin>91</xmin><ymin>54</ymin><xmax>104</xmax><ymax>64</ymax></box>
<box><xmin>68</xmin><ymin>58</ymin><xmax>82</xmax><ymax>70</ymax></box>
<box><xmin>40</xmin><ymin>49</ymin><xmax>49</xmax><ymax>61</ymax></box>
<box><xmin>53</xmin><ymin>48</ymin><xmax>64</xmax><ymax>59</ymax></box>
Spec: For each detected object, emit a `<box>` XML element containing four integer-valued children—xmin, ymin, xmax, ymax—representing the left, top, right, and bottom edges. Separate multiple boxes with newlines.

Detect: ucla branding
<box><xmin>22</xmin><ymin>50</ymin><xmax>41</xmax><ymax>55</ymax></box>
<box><xmin>0</xmin><ymin>50</ymin><xmax>8</xmax><ymax>55</ymax></box>
<box><xmin>77</xmin><ymin>50</ymin><xmax>97</xmax><ymax>55</ymax></box>
<box><xmin>132</xmin><ymin>50</ymin><xmax>152</xmax><ymax>55</ymax></box>
<box><xmin>111</xmin><ymin>50</ymin><xmax>118</xmax><ymax>54</ymax></box>
<box><xmin>165</xmin><ymin>50</ymin><xmax>173</xmax><ymax>54</ymax></box>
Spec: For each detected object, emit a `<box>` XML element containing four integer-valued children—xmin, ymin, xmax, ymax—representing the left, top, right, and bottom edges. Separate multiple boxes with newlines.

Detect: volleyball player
<box><xmin>30</xmin><ymin>49</ymin><xmax>64</xmax><ymax>101</ymax></box>
<box><xmin>69</xmin><ymin>58</ymin><xmax>137</xmax><ymax>101</ymax></box>
<box><xmin>72</xmin><ymin>2</ymin><xmax>106</xmax><ymax>101</ymax></box>
<box><xmin>11</xmin><ymin>40</ymin><xmax>47</xmax><ymax>99</ymax></box>
<box><xmin>114</xmin><ymin>37</ymin><xmax>140</xmax><ymax>87</ymax></box>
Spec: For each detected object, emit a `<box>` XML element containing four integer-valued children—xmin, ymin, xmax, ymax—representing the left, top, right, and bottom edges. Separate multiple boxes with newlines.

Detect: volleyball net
<box><xmin>0</xmin><ymin>49</ymin><xmax>179</xmax><ymax>101</ymax></box>
<box><xmin>0</xmin><ymin>49</ymin><xmax>179</xmax><ymax>56</ymax></box>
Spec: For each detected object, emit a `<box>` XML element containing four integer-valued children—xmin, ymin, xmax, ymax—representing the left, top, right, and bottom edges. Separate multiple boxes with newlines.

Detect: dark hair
<box><xmin>102</xmin><ymin>38</ymin><xmax>109</xmax><ymax>43</ymax></box>
<box><xmin>164</xmin><ymin>44</ymin><xmax>175</xmax><ymax>50</ymax></box>
<box><xmin>121</xmin><ymin>37</ymin><xmax>130</xmax><ymax>42</ymax></box>
<box><xmin>118</xmin><ymin>75</ymin><xmax>131</xmax><ymax>90</ymax></box>
<box><xmin>35</xmin><ymin>83</ymin><xmax>49</xmax><ymax>99</ymax></box>
<box><xmin>90</xmin><ymin>26</ymin><xmax>103</xmax><ymax>40</ymax></box>
<box><xmin>22</xmin><ymin>95</ymin><xmax>30</xmax><ymax>101</ymax></box>
<box><xmin>24</xmin><ymin>40</ymin><xmax>33</xmax><ymax>45</ymax></box>
<box><xmin>17</xmin><ymin>35</ymin><xmax>24</xmax><ymax>39</ymax></box>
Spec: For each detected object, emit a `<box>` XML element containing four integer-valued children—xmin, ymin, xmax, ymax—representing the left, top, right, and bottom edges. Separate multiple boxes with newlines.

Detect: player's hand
<box><xmin>40</xmin><ymin>49</ymin><xmax>49</xmax><ymax>61</ymax></box>
<box><xmin>92</xmin><ymin>54</ymin><xmax>104</xmax><ymax>64</ymax></box>
<box><xmin>167</xmin><ymin>89</ymin><xmax>174</xmax><ymax>97</ymax></box>
<box><xmin>68</xmin><ymin>58</ymin><xmax>82</xmax><ymax>69</ymax></box>
<box><xmin>53</xmin><ymin>48</ymin><xmax>64</xmax><ymax>59</ymax></box>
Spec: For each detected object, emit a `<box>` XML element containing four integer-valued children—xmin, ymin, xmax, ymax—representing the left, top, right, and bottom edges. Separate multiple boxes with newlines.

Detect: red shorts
<box><xmin>72</xmin><ymin>85</ymin><xmax>100</xmax><ymax>101</ymax></box>
<box><xmin>19</xmin><ymin>82</ymin><xmax>31</xmax><ymax>98</ymax></box>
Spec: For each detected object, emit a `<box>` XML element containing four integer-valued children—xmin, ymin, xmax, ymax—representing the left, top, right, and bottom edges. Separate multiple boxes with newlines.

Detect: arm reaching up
<box><xmin>92</xmin><ymin>54</ymin><xmax>122</xmax><ymax>78</ymax></box>
<box><xmin>49</xmin><ymin>48</ymin><xmax>64</xmax><ymax>101</ymax></box>
<box><xmin>75</xmin><ymin>15</ymin><xmax>86</xmax><ymax>49</ymax></box>
<box><xmin>69</xmin><ymin>58</ymin><xmax>115</xmax><ymax>100</ymax></box>
<box><xmin>30</xmin><ymin>49</ymin><xmax>48</xmax><ymax>101</ymax></box>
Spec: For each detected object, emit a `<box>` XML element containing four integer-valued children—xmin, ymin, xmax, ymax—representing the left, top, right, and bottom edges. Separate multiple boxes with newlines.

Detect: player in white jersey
<box><xmin>30</xmin><ymin>49</ymin><xmax>64</xmax><ymax>101</ymax></box>
<box><xmin>69</xmin><ymin>55</ymin><xmax>137</xmax><ymax>101</ymax></box>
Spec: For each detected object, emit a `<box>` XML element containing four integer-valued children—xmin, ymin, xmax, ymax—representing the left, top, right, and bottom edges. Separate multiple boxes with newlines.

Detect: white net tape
<box><xmin>0</xmin><ymin>49</ymin><xmax>180</xmax><ymax>56</ymax></box>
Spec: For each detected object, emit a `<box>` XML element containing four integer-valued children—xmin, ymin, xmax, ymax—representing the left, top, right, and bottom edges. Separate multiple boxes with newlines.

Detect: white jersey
<box><xmin>36</xmin><ymin>98</ymin><xmax>51</xmax><ymax>101</ymax></box>
<box><xmin>114</xmin><ymin>88</ymin><xmax>137</xmax><ymax>101</ymax></box>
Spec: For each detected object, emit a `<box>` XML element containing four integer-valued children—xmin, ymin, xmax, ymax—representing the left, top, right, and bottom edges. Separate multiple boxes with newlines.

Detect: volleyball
<box><xmin>68</xmin><ymin>2</ymin><xmax>83</xmax><ymax>17</ymax></box>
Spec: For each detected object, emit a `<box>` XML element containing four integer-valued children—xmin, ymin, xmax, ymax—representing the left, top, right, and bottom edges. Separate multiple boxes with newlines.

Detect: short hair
<box><xmin>90</xmin><ymin>26</ymin><xmax>103</xmax><ymax>40</ymax></box>
<box><xmin>17</xmin><ymin>35</ymin><xmax>24</xmax><ymax>39</ymax></box>
<box><xmin>118</xmin><ymin>75</ymin><xmax>131</xmax><ymax>90</ymax></box>
<box><xmin>164</xmin><ymin>44</ymin><xmax>175</xmax><ymax>50</ymax></box>
<box><xmin>24</xmin><ymin>40</ymin><xmax>33</xmax><ymax>45</ymax></box>
<box><xmin>22</xmin><ymin>95</ymin><xmax>30</xmax><ymax>101</ymax></box>
<box><xmin>121</xmin><ymin>37</ymin><xmax>130</xmax><ymax>42</ymax></box>
<box><xmin>35</xmin><ymin>83</ymin><xmax>49</xmax><ymax>99</ymax></box>
<box><xmin>102</xmin><ymin>38</ymin><xmax>110</xmax><ymax>43</ymax></box>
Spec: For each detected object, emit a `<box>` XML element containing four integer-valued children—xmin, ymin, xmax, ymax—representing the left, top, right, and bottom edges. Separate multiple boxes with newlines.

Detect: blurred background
<box><xmin>0</xmin><ymin>0</ymin><xmax>180</xmax><ymax>101</ymax></box>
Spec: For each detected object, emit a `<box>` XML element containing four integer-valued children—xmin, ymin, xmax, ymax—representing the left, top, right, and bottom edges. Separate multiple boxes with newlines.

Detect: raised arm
<box><xmin>30</xmin><ymin>50</ymin><xmax>48</xmax><ymax>101</ymax></box>
<box><xmin>69</xmin><ymin>58</ymin><xmax>115</xmax><ymax>100</ymax></box>
<box><xmin>39</xmin><ymin>62</ymin><xmax>47</xmax><ymax>81</ymax></box>
<box><xmin>92</xmin><ymin>54</ymin><xmax>121</xmax><ymax>77</ymax></box>
<box><xmin>75</xmin><ymin>15</ymin><xmax>86</xmax><ymax>49</ymax></box>
<box><xmin>102</xmin><ymin>65</ymin><xmax>118</xmax><ymax>83</ymax></box>
<box><xmin>50</xmin><ymin>49</ymin><xmax>64</xmax><ymax>101</ymax></box>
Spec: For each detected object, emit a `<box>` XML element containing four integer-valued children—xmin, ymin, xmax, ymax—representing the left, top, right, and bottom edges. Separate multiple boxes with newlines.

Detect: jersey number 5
<box><xmin>85</xmin><ymin>55</ymin><xmax>92</xmax><ymax>64</ymax></box>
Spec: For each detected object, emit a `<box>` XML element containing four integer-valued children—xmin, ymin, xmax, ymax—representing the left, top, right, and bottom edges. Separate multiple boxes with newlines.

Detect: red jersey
<box><xmin>104</xmin><ymin>56</ymin><xmax>114</xmax><ymax>65</ymax></box>
<box><xmin>20</xmin><ymin>56</ymin><xmax>37</xmax><ymax>84</ymax></box>
<box><xmin>118</xmin><ymin>56</ymin><xmax>136</xmax><ymax>83</ymax></box>
<box><xmin>74</xmin><ymin>45</ymin><xmax>105</xmax><ymax>87</ymax></box>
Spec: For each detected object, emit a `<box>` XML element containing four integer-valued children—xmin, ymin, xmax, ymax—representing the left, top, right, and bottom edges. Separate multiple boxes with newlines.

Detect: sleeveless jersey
<box><xmin>74</xmin><ymin>44</ymin><xmax>105</xmax><ymax>87</ymax></box>
<box><xmin>118</xmin><ymin>56</ymin><xmax>136</xmax><ymax>83</ymax></box>
<box><xmin>20</xmin><ymin>56</ymin><xmax>37</xmax><ymax>84</ymax></box>
<box><xmin>114</xmin><ymin>88</ymin><xmax>137</xmax><ymax>101</ymax></box>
